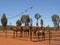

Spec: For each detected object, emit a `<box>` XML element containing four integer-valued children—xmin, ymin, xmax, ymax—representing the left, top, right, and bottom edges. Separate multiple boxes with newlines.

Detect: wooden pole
<box><xmin>49</xmin><ymin>28</ymin><xmax>51</xmax><ymax>44</ymax></box>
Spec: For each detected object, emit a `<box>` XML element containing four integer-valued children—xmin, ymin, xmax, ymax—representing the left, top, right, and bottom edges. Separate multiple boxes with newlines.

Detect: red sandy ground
<box><xmin>0</xmin><ymin>30</ymin><xmax>60</xmax><ymax>45</ymax></box>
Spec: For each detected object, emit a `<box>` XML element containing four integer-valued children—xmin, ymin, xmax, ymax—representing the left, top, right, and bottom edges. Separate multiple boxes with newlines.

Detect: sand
<box><xmin>0</xmin><ymin>30</ymin><xmax>60</xmax><ymax>45</ymax></box>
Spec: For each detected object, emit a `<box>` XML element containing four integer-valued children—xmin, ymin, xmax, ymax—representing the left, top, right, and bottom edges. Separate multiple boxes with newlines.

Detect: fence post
<box><xmin>30</xmin><ymin>26</ymin><xmax>32</xmax><ymax>41</ymax></box>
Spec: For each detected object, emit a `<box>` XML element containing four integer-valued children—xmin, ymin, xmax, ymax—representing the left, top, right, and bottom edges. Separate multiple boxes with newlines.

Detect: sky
<box><xmin>0</xmin><ymin>0</ymin><xmax>60</xmax><ymax>27</ymax></box>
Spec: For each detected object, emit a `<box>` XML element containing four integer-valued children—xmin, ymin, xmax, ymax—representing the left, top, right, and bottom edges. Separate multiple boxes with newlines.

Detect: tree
<box><xmin>21</xmin><ymin>14</ymin><xmax>30</xmax><ymax>26</ymax></box>
<box><xmin>41</xmin><ymin>19</ymin><xmax>43</xmax><ymax>27</ymax></box>
<box><xmin>16</xmin><ymin>19</ymin><xmax>22</xmax><ymax>26</ymax></box>
<box><xmin>1</xmin><ymin>13</ymin><xmax>8</xmax><ymax>29</ymax></box>
<box><xmin>51</xmin><ymin>14</ymin><xmax>60</xmax><ymax>30</ymax></box>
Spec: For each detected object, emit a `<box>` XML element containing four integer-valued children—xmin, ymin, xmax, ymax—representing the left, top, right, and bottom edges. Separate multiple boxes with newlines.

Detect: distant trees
<box><xmin>0</xmin><ymin>13</ymin><xmax>60</xmax><ymax>31</ymax></box>
<box><xmin>40</xmin><ymin>19</ymin><xmax>43</xmax><ymax>27</ymax></box>
<box><xmin>1</xmin><ymin>13</ymin><xmax>8</xmax><ymax>29</ymax></box>
<box><xmin>21</xmin><ymin>14</ymin><xmax>30</xmax><ymax>26</ymax></box>
<box><xmin>16</xmin><ymin>19</ymin><xmax>22</xmax><ymax>26</ymax></box>
<box><xmin>51</xmin><ymin>14</ymin><xmax>60</xmax><ymax>30</ymax></box>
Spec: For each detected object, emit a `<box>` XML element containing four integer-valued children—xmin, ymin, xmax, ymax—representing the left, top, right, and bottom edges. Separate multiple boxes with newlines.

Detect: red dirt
<box><xmin>0</xmin><ymin>30</ymin><xmax>60</xmax><ymax>45</ymax></box>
